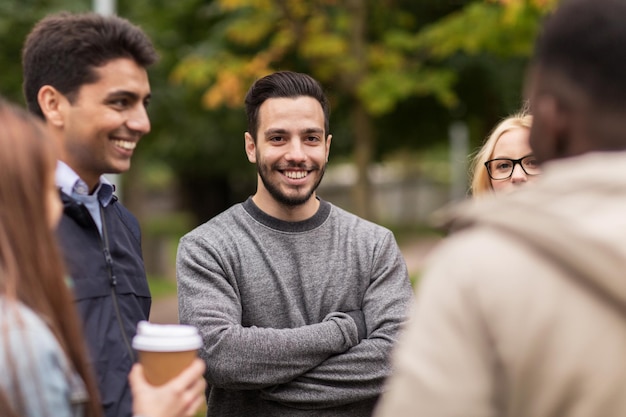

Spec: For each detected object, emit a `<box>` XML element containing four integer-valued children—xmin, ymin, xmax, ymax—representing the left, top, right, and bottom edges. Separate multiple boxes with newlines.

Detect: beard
<box><xmin>257</xmin><ymin>158</ymin><xmax>326</xmax><ymax>207</ymax></box>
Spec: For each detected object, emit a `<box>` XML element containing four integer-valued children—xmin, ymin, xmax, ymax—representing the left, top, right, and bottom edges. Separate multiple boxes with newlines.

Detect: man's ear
<box><xmin>37</xmin><ymin>85</ymin><xmax>67</xmax><ymax>127</ymax></box>
<box><xmin>325</xmin><ymin>134</ymin><xmax>332</xmax><ymax>162</ymax></box>
<box><xmin>244</xmin><ymin>132</ymin><xmax>256</xmax><ymax>163</ymax></box>
<box><xmin>533</xmin><ymin>94</ymin><xmax>573</xmax><ymax>161</ymax></box>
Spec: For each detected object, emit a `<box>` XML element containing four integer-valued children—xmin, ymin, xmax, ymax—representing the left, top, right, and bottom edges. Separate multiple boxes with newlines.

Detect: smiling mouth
<box><xmin>284</xmin><ymin>170</ymin><xmax>308</xmax><ymax>179</ymax></box>
<box><xmin>112</xmin><ymin>139</ymin><xmax>137</xmax><ymax>150</ymax></box>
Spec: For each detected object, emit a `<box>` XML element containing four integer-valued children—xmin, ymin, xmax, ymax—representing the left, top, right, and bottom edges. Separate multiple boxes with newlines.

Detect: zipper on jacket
<box><xmin>100</xmin><ymin>205</ymin><xmax>135</xmax><ymax>362</ymax></box>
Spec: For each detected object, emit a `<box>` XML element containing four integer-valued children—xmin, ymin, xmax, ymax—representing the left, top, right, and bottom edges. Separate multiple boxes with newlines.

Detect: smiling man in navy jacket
<box><xmin>22</xmin><ymin>12</ymin><xmax>157</xmax><ymax>417</ymax></box>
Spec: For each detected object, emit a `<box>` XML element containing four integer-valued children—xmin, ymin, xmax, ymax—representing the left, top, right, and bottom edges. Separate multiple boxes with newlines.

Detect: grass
<box><xmin>147</xmin><ymin>276</ymin><xmax>178</xmax><ymax>299</ymax></box>
<box><xmin>386</xmin><ymin>223</ymin><xmax>444</xmax><ymax>246</ymax></box>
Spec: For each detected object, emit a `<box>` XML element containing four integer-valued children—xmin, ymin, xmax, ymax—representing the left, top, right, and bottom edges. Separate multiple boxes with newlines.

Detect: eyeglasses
<box><xmin>484</xmin><ymin>155</ymin><xmax>541</xmax><ymax>180</ymax></box>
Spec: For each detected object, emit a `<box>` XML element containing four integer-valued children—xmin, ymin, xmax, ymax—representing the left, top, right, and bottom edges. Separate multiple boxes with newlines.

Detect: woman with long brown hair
<box><xmin>0</xmin><ymin>98</ymin><xmax>205</xmax><ymax>417</ymax></box>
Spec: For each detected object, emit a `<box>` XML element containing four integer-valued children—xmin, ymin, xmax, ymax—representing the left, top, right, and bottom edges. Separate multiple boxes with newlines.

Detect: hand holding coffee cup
<box><xmin>132</xmin><ymin>321</ymin><xmax>203</xmax><ymax>386</ymax></box>
<box><xmin>129</xmin><ymin>358</ymin><xmax>206</xmax><ymax>417</ymax></box>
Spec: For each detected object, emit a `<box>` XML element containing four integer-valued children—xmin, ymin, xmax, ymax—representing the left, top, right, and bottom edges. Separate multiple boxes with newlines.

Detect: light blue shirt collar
<box><xmin>55</xmin><ymin>161</ymin><xmax>115</xmax><ymax>207</ymax></box>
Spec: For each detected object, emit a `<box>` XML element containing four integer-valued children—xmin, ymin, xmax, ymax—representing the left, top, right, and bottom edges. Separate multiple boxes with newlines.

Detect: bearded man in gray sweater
<box><xmin>176</xmin><ymin>71</ymin><xmax>413</xmax><ymax>416</ymax></box>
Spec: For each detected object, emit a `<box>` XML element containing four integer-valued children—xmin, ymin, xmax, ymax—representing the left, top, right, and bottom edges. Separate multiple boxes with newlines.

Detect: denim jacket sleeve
<box><xmin>0</xmin><ymin>300</ymin><xmax>88</xmax><ymax>417</ymax></box>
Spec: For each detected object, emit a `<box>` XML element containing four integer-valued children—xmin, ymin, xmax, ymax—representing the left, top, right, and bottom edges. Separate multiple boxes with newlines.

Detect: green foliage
<box><xmin>142</xmin><ymin>212</ymin><xmax>194</xmax><ymax>237</ymax></box>
<box><xmin>171</xmin><ymin>0</ymin><xmax>468</xmax><ymax>115</ymax></box>
<box><xmin>163</xmin><ymin>0</ymin><xmax>553</xmax><ymax>158</ymax></box>
<box><xmin>0</xmin><ymin>0</ymin><xmax>90</xmax><ymax>102</ymax></box>
<box><xmin>414</xmin><ymin>1</ymin><xmax>546</xmax><ymax>58</ymax></box>
<box><xmin>0</xmin><ymin>0</ymin><xmax>555</xmax><ymax>221</ymax></box>
<box><xmin>360</xmin><ymin>67</ymin><xmax>458</xmax><ymax>115</ymax></box>
<box><xmin>120</xmin><ymin>0</ymin><xmax>253</xmax><ymax>181</ymax></box>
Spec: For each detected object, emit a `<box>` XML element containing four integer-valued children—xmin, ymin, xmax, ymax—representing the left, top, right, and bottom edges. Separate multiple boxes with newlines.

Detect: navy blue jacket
<box><xmin>57</xmin><ymin>192</ymin><xmax>151</xmax><ymax>417</ymax></box>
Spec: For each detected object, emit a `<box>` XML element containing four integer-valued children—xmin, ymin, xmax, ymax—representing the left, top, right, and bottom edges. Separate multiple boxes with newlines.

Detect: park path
<box><xmin>149</xmin><ymin>236</ymin><xmax>441</xmax><ymax>324</ymax></box>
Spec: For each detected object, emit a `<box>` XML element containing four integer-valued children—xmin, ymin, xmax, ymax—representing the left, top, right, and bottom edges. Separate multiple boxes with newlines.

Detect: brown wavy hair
<box><xmin>0</xmin><ymin>98</ymin><xmax>102</xmax><ymax>417</ymax></box>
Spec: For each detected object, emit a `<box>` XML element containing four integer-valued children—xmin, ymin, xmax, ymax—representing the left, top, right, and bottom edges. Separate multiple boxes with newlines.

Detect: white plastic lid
<box><xmin>132</xmin><ymin>321</ymin><xmax>202</xmax><ymax>352</ymax></box>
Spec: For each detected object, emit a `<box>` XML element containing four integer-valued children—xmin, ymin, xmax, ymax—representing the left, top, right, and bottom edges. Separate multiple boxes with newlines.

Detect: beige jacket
<box><xmin>375</xmin><ymin>151</ymin><xmax>626</xmax><ymax>417</ymax></box>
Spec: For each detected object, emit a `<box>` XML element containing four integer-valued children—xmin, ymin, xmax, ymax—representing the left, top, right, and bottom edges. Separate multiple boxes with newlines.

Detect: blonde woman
<box><xmin>470</xmin><ymin>111</ymin><xmax>539</xmax><ymax>196</ymax></box>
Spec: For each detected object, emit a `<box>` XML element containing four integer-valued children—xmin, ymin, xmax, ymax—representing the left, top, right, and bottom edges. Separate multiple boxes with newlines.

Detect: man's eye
<box><xmin>306</xmin><ymin>136</ymin><xmax>320</xmax><ymax>142</ymax></box>
<box><xmin>111</xmin><ymin>98</ymin><xmax>129</xmax><ymax>107</ymax></box>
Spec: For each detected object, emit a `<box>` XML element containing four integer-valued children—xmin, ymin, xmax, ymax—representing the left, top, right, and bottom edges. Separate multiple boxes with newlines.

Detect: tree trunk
<box><xmin>351</xmin><ymin>103</ymin><xmax>374</xmax><ymax>220</ymax></box>
<box><xmin>345</xmin><ymin>0</ymin><xmax>374</xmax><ymax>220</ymax></box>
<box><xmin>178</xmin><ymin>174</ymin><xmax>253</xmax><ymax>228</ymax></box>
<box><xmin>119</xmin><ymin>158</ymin><xmax>145</xmax><ymax>219</ymax></box>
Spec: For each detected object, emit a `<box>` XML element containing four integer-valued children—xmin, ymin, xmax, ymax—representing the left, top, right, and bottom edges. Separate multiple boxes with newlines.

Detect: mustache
<box><xmin>110</xmin><ymin>127</ymin><xmax>143</xmax><ymax>140</ymax></box>
<box><xmin>274</xmin><ymin>162</ymin><xmax>320</xmax><ymax>171</ymax></box>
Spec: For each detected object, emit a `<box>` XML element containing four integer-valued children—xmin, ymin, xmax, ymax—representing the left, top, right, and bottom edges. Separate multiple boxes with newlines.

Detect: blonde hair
<box><xmin>470</xmin><ymin>110</ymin><xmax>533</xmax><ymax>197</ymax></box>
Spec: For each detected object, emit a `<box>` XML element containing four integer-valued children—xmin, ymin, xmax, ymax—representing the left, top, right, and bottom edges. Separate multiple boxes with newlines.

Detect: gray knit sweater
<box><xmin>177</xmin><ymin>197</ymin><xmax>413</xmax><ymax>416</ymax></box>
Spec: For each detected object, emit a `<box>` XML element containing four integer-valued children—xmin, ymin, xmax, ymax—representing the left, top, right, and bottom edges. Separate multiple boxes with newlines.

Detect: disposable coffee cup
<box><xmin>132</xmin><ymin>321</ymin><xmax>203</xmax><ymax>386</ymax></box>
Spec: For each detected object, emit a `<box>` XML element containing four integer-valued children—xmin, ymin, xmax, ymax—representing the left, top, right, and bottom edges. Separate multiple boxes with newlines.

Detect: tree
<box><xmin>119</xmin><ymin>0</ymin><xmax>258</xmax><ymax>225</ymax></box>
<box><xmin>169</xmin><ymin>0</ymin><xmax>555</xmax><ymax>220</ymax></box>
<box><xmin>0</xmin><ymin>0</ymin><xmax>89</xmax><ymax>103</ymax></box>
<box><xmin>170</xmin><ymin>0</ymin><xmax>468</xmax><ymax>219</ymax></box>
<box><xmin>0</xmin><ymin>0</ymin><xmax>558</xmax><ymax>226</ymax></box>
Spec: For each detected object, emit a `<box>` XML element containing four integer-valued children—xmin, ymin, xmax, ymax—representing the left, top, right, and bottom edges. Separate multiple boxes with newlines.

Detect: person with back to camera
<box><xmin>176</xmin><ymin>70</ymin><xmax>414</xmax><ymax>416</ymax></box>
<box><xmin>21</xmin><ymin>12</ymin><xmax>156</xmax><ymax>417</ymax></box>
<box><xmin>374</xmin><ymin>0</ymin><xmax>626</xmax><ymax>416</ymax></box>
<box><xmin>0</xmin><ymin>97</ymin><xmax>206</xmax><ymax>417</ymax></box>
<box><xmin>470</xmin><ymin>110</ymin><xmax>539</xmax><ymax>196</ymax></box>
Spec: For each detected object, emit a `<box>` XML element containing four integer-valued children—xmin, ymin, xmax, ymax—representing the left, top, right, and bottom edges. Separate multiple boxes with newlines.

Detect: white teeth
<box><xmin>285</xmin><ymin>171</ymin><xmax>307</xmax><ymax>179</ymax></box>
<box><xmin>113</xmin><ymin>140</ymin><xmax>136</xmax><ymax>150</ymax></box>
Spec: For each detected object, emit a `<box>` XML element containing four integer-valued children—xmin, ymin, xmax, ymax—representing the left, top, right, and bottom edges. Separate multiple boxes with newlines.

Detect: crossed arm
<box><xmin>176</xmin><ymin>232</ymin><xmax>412</xmax><ymax>409</ymax></box>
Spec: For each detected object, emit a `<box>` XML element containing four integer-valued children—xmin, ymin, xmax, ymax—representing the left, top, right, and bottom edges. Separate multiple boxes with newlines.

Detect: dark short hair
<box><xmin>244</xmin><ymin>71</ymin><xmax>330</xmax><ymax>140</ymax></box>
<box><xmin>22</xmin><ymin>12</ymin><xmax>158</xmax><ymax>119</ymax></box>
<box><xmin>533</xmin><ymin>0</ymin><xmax>626</xmax><ymax>109</ymax></box>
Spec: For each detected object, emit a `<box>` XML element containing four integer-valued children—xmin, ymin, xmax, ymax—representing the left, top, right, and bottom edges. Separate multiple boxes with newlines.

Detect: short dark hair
<box><xmin>244</xmin><ymin>71</ymin><xmax>330</xmax><ymax>140</ymax></box>
<box><xmin>22</xmin><ymin>12</ymin><xmax>158</xmax><ymax>119</ymax></box>
<box><xmin>533</xmin><ymin>0</ymin><xmax>626</xmax><ymax>110</ymax></box>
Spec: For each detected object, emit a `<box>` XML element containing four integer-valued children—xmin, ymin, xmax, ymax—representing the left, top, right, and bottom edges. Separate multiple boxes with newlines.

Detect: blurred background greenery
<box><xmin>0</xmin><ymin>0</ymin><xmax>556</xmax><ymax>284</ymax></box>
